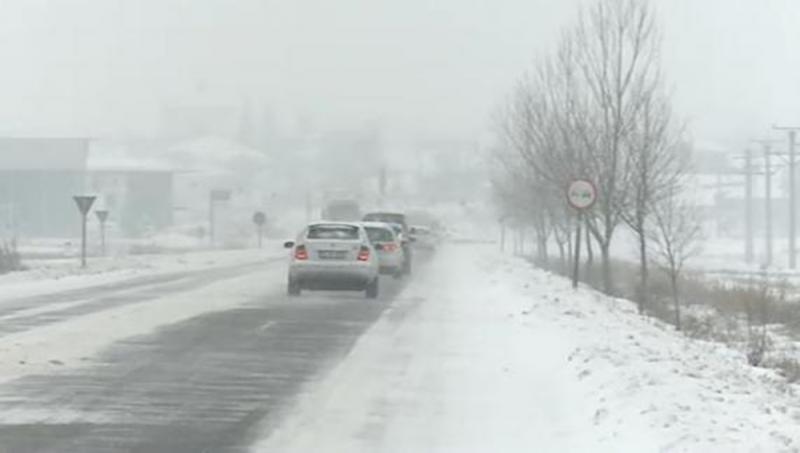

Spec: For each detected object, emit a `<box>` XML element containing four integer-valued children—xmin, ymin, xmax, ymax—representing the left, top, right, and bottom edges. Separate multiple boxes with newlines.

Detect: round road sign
<box><xmin>567</xmin><ymin>179</ymin><xmax>597</xmax><ymax>210</ymax></box>
<box><xmin>252</xmin><ymin>211</ymin><xmax>267</xmax><ymax>226</ymax></box>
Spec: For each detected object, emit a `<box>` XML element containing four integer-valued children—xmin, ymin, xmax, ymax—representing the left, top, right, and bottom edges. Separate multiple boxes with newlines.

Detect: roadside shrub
<box><xmin>0</xmin><ymin>240</ymin><xmax>23</xmax><ymax>274</ymax></box>
<box><xmin>530</xmin><ymin>252</ymin><xmax>800</xmax><ymax>379</ymax></box>
<box><xmin>682</xmin><ymin>313</ymin><xmax>716</xmax><ymax>340</ymax></box>
<box><xmin>770</xmin><ymin>357</ymin><xmax>800</xmax><ymax>383</ymax></box>
<box><xmin>129</xmin><ymin>244</ymin><xmax>172</xmax><ymax>255</ymax></box>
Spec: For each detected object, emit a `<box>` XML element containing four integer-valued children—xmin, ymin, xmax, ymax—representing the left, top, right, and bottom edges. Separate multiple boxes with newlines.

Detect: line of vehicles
<box><xmin>283</xmin><ymin>207</ymin><xmax>440</xmax><ymax>299</ymax></box>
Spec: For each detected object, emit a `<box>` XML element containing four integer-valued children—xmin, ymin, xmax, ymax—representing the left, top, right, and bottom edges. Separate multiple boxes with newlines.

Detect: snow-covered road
<box><xmin>257</xmin><ymin>245</ymin><xmax>800</xmax><ymax>453</ymax></box>
<box><xmin>0</xmin><ymin>244</ymin><xmax>796</xmax><ymax>452</ymax></box>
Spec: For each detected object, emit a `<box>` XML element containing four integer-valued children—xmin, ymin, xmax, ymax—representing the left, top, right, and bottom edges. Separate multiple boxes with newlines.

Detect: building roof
<box><xmin>0</xmin><ymin>137</ymin><xmax>89</xmax><ymax>171</ymax></box>
<box><xmin>165</xmin><ymin>136</ymin><xmax>266</xmax><ymax>171</ymax></box>
<box><xmin>87</xmin><ymin>141</ymin><xmax>173</xmax><ymax>173</ymax></box>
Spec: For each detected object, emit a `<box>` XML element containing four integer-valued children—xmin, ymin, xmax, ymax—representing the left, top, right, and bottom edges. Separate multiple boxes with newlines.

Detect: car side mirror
<box><xmin>283</xmin><ymin>240</ymin><xmax>295</xmax><ymax>249</ymax></box>
<box><xmin>374</xmin><ymin>243</ymin><xmax>384</xmax><ymax>251</ymax></box>
<box><xmin>409</xmin><ymin>237</ymin><xmax>417</xmax><ymax>243</ymax></box>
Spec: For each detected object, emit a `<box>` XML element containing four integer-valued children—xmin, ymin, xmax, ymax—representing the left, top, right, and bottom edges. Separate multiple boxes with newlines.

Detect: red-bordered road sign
<box><xmin>567</xmin><ymin>179</ymin><xmax>597</xmax><ymax>210</ymax></box>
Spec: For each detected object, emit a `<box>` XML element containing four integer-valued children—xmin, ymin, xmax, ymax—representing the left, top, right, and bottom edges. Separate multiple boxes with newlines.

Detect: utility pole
<box><xmin>773</xmin><ymin>126</ymin><xmax>800</xmax><ymax>268</ymax></box>
<box><xmin>745</xmin><ymin>148</ymin><xmax>754</xmax><ymax>264</ymax></box>
<box><xmin>752</xmin><ymin>138</ymin><xmax>781</xmax><ymax>266</ymax></box>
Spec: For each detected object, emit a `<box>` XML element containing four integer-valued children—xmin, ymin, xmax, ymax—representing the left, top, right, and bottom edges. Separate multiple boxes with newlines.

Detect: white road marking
<box><xmin>258</xmin><ymin>321</ymin><xmax>276</xmax><ymax>333</ymax></box>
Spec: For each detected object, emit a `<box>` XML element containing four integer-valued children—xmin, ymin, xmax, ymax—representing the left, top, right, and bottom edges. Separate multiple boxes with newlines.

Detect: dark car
<box><xmin>362</xmin><ymin>212</ymin><xmax>408</xmax><ymax>231</ymax></box>
<box><xmin>322</xmin><ymin>199</ymin><xmax>362</xmax><ymax>221</ymax></box>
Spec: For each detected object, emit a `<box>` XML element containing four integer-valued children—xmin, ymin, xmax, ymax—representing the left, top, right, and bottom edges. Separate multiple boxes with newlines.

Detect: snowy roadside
<box><xmin>255</xmin><ymin>243</ymin><xmax>800</xmax><ymax>453</ymax></box>
<box><xmin>0</xmin><ymin>242</ymin><xmax>286</xmax><ymax>303</ymax></box>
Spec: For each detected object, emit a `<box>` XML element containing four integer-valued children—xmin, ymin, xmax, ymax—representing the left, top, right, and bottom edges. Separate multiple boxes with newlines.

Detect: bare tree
<box><xmin>621</xmin><ymin>94</ymin><xmax>686</xmax><ymax>314</ymax></box>
<box><xmin>649</xmin><ymin>190</ymin><xmax>702</xmax><ymax>330</ymax></box>
<box><xmin>493</xmin><ymin>0</ymin><xmax>682</xmax><ymax>300</ymax></box>
<box><xmin>573</xmin><ymin>0</ymin><xmax>664</xmax><ymax>294</ymax></box>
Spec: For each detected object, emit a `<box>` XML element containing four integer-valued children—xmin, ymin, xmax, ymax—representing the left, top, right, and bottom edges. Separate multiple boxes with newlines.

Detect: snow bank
<box><xmin>254</xmin><ymin>244</ymin><xmax>800</xmax><ymax>452</ymax></box>
<box><xmin>0</xmin><ymin>246</ymin><xmax>285</xmax><ymax>304</ymax></box>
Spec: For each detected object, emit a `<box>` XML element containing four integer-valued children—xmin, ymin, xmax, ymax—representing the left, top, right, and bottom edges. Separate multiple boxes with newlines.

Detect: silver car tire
<box><xmin>365</xmin><ymin>278</ymin><xmax>379</xmax><ymax>299</ymax></box>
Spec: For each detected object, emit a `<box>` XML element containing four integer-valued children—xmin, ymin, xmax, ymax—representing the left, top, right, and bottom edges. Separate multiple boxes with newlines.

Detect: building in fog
<box><xmin>87</xmin><ymin>151</ymin><xmax>174</xmax><ymax>237</ymax></box>
<box><xmin>0</xmin><ymin>138</ymin><xmax>176</xmax><ymax>238</ymax></box>
<box><xmin>0</xmin><ymin>138</ymin><xmax>90</xmax><ymax>237</ymax></box>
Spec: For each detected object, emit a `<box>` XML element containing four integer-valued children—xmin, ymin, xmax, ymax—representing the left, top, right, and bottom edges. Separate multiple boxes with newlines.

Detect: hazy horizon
<box><xmin>0</xmin><ymin>0</ymin><xmax>797</xmax><ymax>149</ymax></box>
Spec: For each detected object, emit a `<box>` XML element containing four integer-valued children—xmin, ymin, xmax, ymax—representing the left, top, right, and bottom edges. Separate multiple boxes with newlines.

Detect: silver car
<box><xmin>362</xmin><ymin>221</ymin><xmax>406</xmax><ymax>278</ymax></box>
<box><xmin>284</xmin><ymin>222</ymin><xmax>380</xmax><ymax>298</ymax></box>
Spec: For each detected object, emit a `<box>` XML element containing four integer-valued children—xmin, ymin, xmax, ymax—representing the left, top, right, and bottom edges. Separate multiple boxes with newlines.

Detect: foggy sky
<box><xmin>0</xmin><ymin>0</ymin><xmax>798</xmax><ymax>148</ymax></box>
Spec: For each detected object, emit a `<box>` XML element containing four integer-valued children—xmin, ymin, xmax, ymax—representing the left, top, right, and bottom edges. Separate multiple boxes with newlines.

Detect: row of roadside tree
<box><xmin>492</xmin><ymin>0</ymin><xmax>700</xmax><ymax>328</ymax></box>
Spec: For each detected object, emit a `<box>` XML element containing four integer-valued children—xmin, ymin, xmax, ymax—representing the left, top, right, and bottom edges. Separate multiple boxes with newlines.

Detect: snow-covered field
<box><xmin>256</xmin><ymin>244</ymin><xmax>800</xmax><ymax>452</ymax></box>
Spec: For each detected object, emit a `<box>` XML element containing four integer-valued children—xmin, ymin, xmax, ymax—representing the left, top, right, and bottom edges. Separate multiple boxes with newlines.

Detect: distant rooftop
<box><xmin>0</xmin><ymin>137</ymin><xmax>89</xmax><ymax>171</ymax></box>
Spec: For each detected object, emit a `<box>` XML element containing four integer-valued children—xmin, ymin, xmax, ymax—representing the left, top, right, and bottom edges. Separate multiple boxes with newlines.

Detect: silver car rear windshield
<box><xmin>307</xmin><ymin>225</ymin><xmax>360</xmax><ymax>240</ymax></box>
<box><xmin>365</xmin><ymin>227</ymin><xmax>394</xmax><ymax>243</ymax></box>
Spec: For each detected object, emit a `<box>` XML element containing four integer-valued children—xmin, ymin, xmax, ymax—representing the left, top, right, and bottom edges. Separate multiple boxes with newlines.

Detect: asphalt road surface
<box><xmin>0</xmin><ymin>254</ymin><xmax>429</xmax><ymax>452</ymax></box>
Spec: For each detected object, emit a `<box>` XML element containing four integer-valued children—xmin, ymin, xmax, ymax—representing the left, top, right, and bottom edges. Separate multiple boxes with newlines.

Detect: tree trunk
<box><xmin>671</xmin><ymin>271</ymin><xmax>681</xmax><ymax>330</ymax></box>
<box><xmin>566</xmin><ymin>230</ymin><xmax>574</xmax><ymax>273</ymax></box>
<box><xmin>513</xmin><ymin>229</ymin><xmax>519</xmax><ymax>255</ymax></box>
<box><xmin>637</xmin><ymin>217</ymin><xmax>648</xmax><ymax>314</ymax></box>
<box><xmin>600</xmin><ymin>241</ymin><xmax>613</xmax><ymax>294</ymax></box>
<box><xmin>557</xmin><ymin>241</ymin><xmax>566</xmax><ymax>272</ymax></box>
<box><xmin>500</xmin><ymin>223</ymin><xmax>506</xmax><ymax>252</ymax></box>
<box><xmin>584</xmin><ymin>224</ymin><xmax>594</xmax><ymax>282</ymax></box>
<box><xmin>537</xmin><ymin>235</ymin><xmax>549</xmax><ymax>266</ymax></box>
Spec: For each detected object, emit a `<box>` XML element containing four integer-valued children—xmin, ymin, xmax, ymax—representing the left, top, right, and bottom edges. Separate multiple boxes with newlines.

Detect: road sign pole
<box><xmin>566</xmin><ymin>179</ymin><xmax>597</xmax><ymax>289</ymax></box>
<box><xmin>100</xmin><ymin>220</ymin><xmax>106</xmax><ymax>256</ymax></box>
<box><xmin>94</xmin><ymin>210</ymin><xmax>109</xmax><ymax>257</ymax></box>
<box><xmin>572</xmin><ymin>213</ymin><xmax>582</xmax><ymax>289</ymax></box>
<box><xmin>81</xmin><ymin>213</ymin><xmax>88</xmax><ymax>268</ymax></box>
<box><xmin>209</xmin><ymin>196</ymin><xmax>215</xmax><ymax>247</ymax></box>
<box><xmin>73</xmin><ymin>196</ymin><xmax>96</xmax><ymax>269</ymax></box>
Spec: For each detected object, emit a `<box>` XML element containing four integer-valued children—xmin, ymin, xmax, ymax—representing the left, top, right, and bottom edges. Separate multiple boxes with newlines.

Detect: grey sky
<box><xmin>0</xmin><ymin>0</ymin><xmax>798</xmax><ymax>148</ymax></box>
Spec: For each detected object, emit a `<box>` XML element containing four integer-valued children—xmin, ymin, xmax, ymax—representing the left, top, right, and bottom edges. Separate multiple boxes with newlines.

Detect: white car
<box><xmin>284</xmin><ymin>222</ymin><xmax>380</xmax><ymax>298</ymax></box>
<box><xmin>362</xmin><ymin>221</ymin><xmax>406</xmax><ymax>278</ymax></box>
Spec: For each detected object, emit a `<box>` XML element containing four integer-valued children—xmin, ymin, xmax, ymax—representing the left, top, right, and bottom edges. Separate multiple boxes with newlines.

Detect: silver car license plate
<box><xmin>318</xmin><ymin>250</ymin><xmax>347</xmax><ymax>260</ymax></box>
